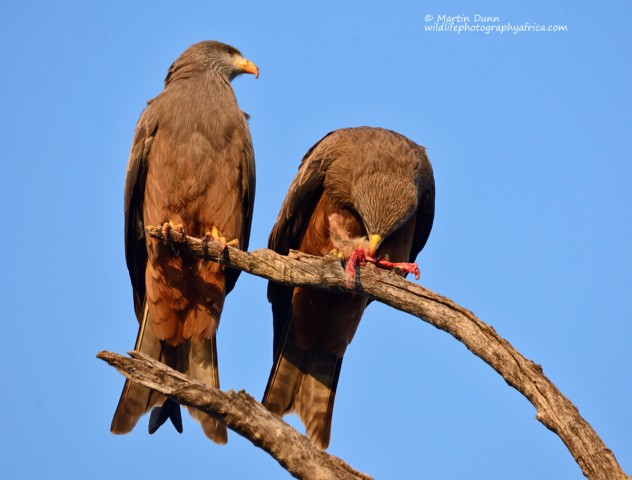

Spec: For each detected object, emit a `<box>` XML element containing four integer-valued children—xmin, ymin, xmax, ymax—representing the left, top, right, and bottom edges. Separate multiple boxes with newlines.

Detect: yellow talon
<box><xmin>206</xmin><ymin>226</ymin><xmax>239</xmax><ymax>249</ymax></box>
<box><xmin>162</xmin><ymin>221</ymin><xmax>174</xmax><ymax>239</ymax></box>
<box><xmin>329</xmin><ymin>248</ymin><xmax>345</xmax><ymax>260</ymax></box>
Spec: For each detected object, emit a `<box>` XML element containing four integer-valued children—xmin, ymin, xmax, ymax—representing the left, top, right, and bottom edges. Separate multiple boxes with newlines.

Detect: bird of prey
<box><xmin>262</xmin><ymin>127</ymin><xmax>435</xmax><ymax>449</ymax></box>
<box><xmin>110</xmin><ymin>40</ymin><xmax>258</xmax><ymax>443</ymax></box>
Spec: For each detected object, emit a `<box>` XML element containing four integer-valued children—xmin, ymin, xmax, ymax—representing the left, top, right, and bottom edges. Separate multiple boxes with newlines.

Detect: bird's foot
<box><xmin>330</xmin><ymin>248</ymin><xmax>346</xmax><ymax>260</ymax></box>
<box><xmin>161</xmin><ymin>222</ymin><xmax>186</xmax><ymax>242</ymax></box>
<box><xmin>204</xmin><ymin>226</ymin><xmax>239</xmax><ymax>250</ymax></box>
<box><xmin>160</xmin><ymin>221</ymin><xmax>186</xmax><ymax>256</ymax></box>
<box><xmin>161</xmin><ymin>221</ymin><xmax>173</xmax><ymax>241</ymax></box>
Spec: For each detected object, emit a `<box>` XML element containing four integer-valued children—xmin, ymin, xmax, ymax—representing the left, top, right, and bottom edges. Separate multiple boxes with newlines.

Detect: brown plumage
<box><xmin>111</xmin><ymin>40</ymin><xmax>258</xmax><ymax>443</ymax></box>
<box><xmin>263</xmin><ymin>127</ymin><xmax>435</xmax><ymax>449</ymax></box>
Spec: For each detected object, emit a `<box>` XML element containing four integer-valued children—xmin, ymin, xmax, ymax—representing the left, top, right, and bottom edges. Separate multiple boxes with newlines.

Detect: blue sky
<box><xmin>1</xmin><ymin>1</ymin><xmax>630</xmax><ymax>478</ymax></box>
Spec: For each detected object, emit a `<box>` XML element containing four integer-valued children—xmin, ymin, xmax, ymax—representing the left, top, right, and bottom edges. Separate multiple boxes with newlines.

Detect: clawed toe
<box><xmin>162</xmin><ymin>221</ymin><xmax>173</xmax><ymax>240</ymax></box>
<box><xmin>161</xmin><ymin>222</ymin><xmax>186</xmax><ymax>242</ymax></box>
<box><xmin>205</xmin><ymin>226</ymin><xmax>239</xmax><ymax>249</ymax></box>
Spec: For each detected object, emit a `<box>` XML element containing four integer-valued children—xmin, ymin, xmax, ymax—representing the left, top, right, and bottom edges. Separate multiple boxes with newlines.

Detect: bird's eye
<box><xmin>225</xmin><ymin>48</ymin><xmax>235</xmax><ymax>55</ymax></box>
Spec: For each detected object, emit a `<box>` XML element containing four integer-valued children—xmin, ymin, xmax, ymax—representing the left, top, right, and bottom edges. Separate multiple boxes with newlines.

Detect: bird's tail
<box><xmin>262</xmin><ymin>339</ymin><xmax>342</xmax><ymax>449</ymax></box>
<box><xmin>184</xmin><ymin>336</ymin><xmax>228</xmax><ymax>444</ymax></box>
<box><xmin>110</xmin><ymin>304</ymin><xmax>227</xmax><ymax>444</ymax></box>
<box><xmin>110</xmin><ymin>302</ymin><xmax>166</xmax><ymax>434</ymax></box>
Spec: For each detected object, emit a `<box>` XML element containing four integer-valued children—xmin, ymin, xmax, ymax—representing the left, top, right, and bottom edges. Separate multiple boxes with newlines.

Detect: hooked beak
<box><xmin>235</xmin><ymin>56</ymin><xmax>259</xmax><ymax>78</ymax></box>
<box><xmin>368</xmin><ymin>234</ymin><xmax>382</xmax><ymax>257</ymax></box>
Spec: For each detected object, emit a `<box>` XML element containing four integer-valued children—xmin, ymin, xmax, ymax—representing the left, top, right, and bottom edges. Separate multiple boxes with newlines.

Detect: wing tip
<box><xmin>148</xmin><ymin>399</ymin><xmax>183</xmax><ymax>434</ymax></box>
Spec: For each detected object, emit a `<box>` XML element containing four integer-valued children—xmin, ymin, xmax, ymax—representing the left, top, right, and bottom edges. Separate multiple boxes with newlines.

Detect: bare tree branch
<box><xmin>97</xmin><ymin>350</ymin><xmax>371</xmax><ymax>480</ymax></box>
<box><xmin>123</xmin><ymin>227</ymin><xmax>627</xmax><ymax>480</ymax></box>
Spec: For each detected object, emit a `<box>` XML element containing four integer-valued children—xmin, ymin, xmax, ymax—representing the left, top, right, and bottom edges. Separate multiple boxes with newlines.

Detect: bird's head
<box><xmin>165</xmin><ymin>40</ymin><xmax>259</xmax><ymax>86</ymax></box>
<box><xmin>351</xmin><ymin>171</ymin><xmax>419</xmax><ymax>257</ymax></box>
<box><xmin>206</xmin><ymin>41</ymin><xmax>259</xmax><ymax>80</ymax></box>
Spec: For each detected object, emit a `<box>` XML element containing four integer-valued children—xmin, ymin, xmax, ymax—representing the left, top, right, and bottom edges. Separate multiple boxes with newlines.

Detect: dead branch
<box><xmin>122</xmin><ymin>227</ymin><xmax>626</xmax><ymax>480</ymax></box>
<box><xmin>97</xmin><ymin>350</ymin><xmax>371</xmax><ymax>480</ymax></box>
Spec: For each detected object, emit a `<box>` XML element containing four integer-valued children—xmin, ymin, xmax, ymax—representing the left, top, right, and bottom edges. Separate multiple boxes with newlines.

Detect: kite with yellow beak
<box><xmin>235</xmin><ymin>56</ymin><xmax>259</xmax><ymax>78</ymax></box>
<box><xmin>367</xmin><ymin>234</ymin><xmax>382</xmax><ymax>258</ymax></box>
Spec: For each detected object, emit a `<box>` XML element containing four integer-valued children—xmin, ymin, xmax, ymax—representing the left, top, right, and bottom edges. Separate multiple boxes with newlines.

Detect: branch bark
<box><xmin>114</xmin><ymin>227</ymin><xmax>626</xmax><ymax>480</ymax></box>
<box><xmin>97</xmin><ymin>350</ymin><xmax>371</xmax><ymax>480</ymax></box>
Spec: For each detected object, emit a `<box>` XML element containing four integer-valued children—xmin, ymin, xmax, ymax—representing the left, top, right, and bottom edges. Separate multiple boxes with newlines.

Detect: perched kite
<box><xmin>263</xmin><ymin>127</ymin><xmax>435</xmax><ymax>448</ymax></box>
<box><xmin>110</xmin><ymin>41</ymin><xmax>258</xmax><ymax>443</ymax></box>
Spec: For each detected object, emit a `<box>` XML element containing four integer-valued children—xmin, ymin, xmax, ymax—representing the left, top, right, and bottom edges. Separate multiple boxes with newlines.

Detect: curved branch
<box><xmin>97</xmin><ymin>351</ymin><xmax>371</xmax><ymax>480</ymax></box>
<box><xmin>141</xmin><ymin>227</ymin><xmax>628</xmax><ymax>480</ymax></box>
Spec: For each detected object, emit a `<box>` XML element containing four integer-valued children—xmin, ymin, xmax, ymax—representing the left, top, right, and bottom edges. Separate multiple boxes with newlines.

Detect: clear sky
<box><xmin>1</xmin><ymin>1</ymin><xmax>630</xmax><ymax>479</ymax></box>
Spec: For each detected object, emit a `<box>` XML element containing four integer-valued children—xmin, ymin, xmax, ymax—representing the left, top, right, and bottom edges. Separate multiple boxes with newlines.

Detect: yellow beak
<box><xmin>235</xmin><ymin>57</ymin><xmax>259</xmax><ymax>78</ymax></box>
<box><xmin>368</xmin><ymin>234</ymin><xmax>382</xmax><ymax>257</ymax></box>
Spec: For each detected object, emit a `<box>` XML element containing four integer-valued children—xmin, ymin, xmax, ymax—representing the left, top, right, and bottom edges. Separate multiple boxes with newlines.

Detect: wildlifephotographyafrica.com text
<box><xmin>424</xmin><ymin>14</ymin><xmax>568</xmax><ymax>35</ymax></box>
